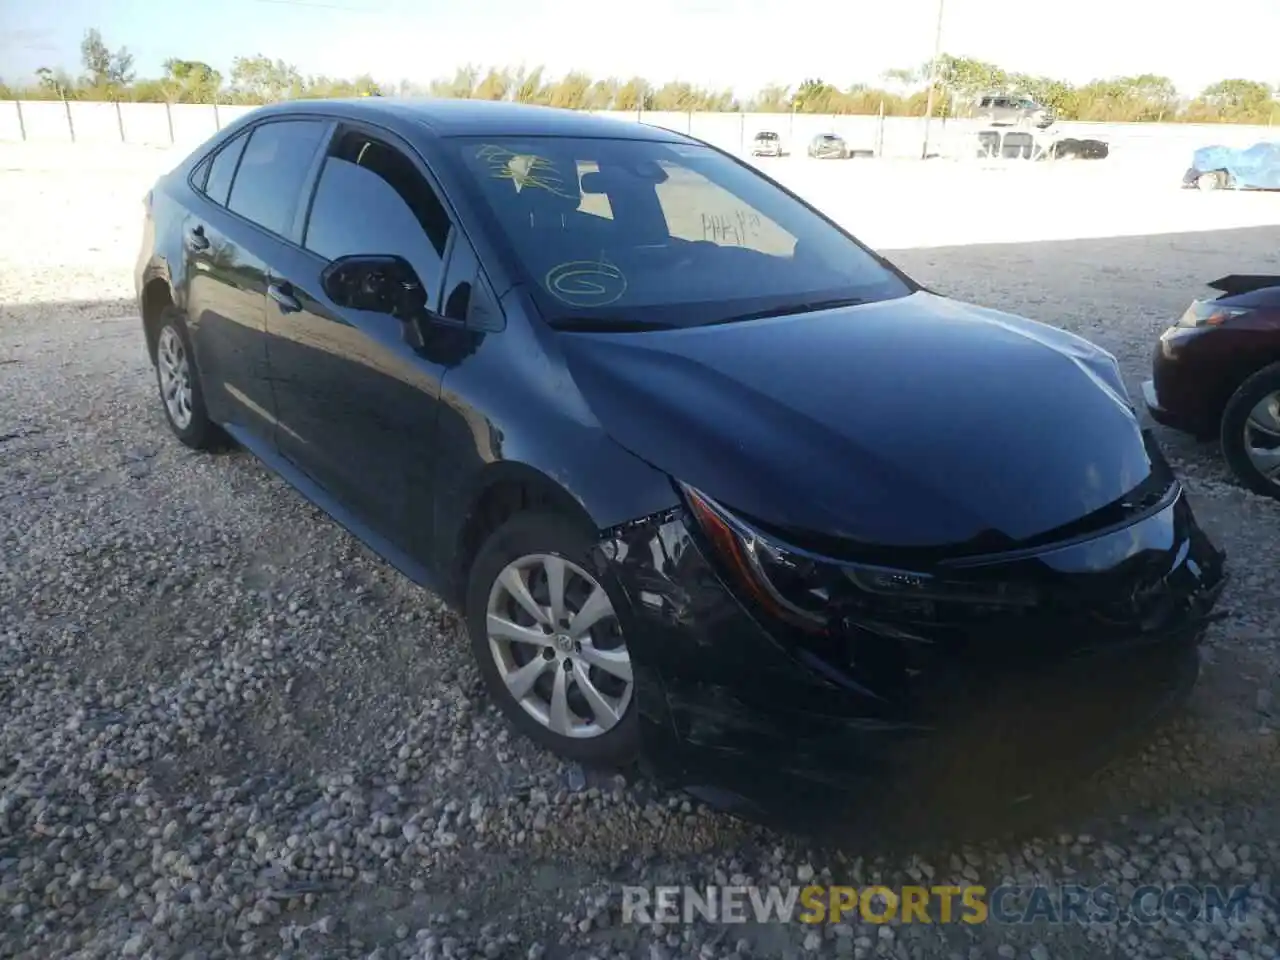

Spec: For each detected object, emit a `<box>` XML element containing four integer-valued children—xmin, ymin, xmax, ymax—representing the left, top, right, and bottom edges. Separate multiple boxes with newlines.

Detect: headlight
<box><xmin>1176</xmin><ymin>300</ymin><xmax>1252</xmax><ymax>328</ymax></box>
<box><xmin>679</xmin><ymin>485</ymin><xmax>1038</xmax><ymax>634</ymax></box>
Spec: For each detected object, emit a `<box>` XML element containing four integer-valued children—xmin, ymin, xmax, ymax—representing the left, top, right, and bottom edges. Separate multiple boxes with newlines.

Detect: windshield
<box><xmin>448</xmin><ymin>136</ymin><xmax>911</xmax><ymax>329</ymax></box>
<box><xmin>755</xmin><ymin>132</ymin><xmax>778</xmax><ymax>140</ymax></box>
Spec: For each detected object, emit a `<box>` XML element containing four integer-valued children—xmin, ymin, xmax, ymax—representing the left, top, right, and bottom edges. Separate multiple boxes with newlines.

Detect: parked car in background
<box><xmin>974</xmin><ymin>94</ymin><xmax>1055</xmax><ymax>129</ymax></box>
<box><xmin>974</xmin><ymin>130</ymin><xmax>1039</xmax><ymax>160</ymax></box>
<box><xmin>807</xmin><ymin>133</ymin><xmax>849</xmax><ymax>159</ymax></box>
<box><xmin>1048</xmin><ymin>137</ymin><xmax>1109</xmax><ymax>160</ymax></box>
<box><xmin>1183</xmin><ymin>142</ymin><xmax>1280</xmax><ymax>191</ymax></box>
<box><xmin>751</xmin><ymin>131</ymin><xmax>783</xmax><ymax>157</ymax></box>
<box><xmin>136</xmin><ymin>97</ymin><xmax>1226</xmax><ymax>835</ymax></box>
<box><xmin>1144</xmin><ymin>274</ymin><xmax>1280</xmax><ymax>498</ymax></box>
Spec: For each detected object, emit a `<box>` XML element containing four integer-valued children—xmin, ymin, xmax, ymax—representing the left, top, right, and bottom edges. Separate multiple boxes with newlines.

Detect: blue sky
<box><xmin>1</xmin><ymin>0</ymin><xmax>1276</xmax><ymax>98</ymax></box>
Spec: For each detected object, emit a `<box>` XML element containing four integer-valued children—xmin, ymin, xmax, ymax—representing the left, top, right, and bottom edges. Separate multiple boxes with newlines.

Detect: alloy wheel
<box><xmin>157</xmin><ymin>326</ymin><xmax>193</xmax><ymax>430</ymax></box>
<box><xmin>1243</xmin><ymin>391</ymin><xmax>1280</xmax><ymax>486</ymax></box>
<box><xmin>484</xmin><ymin>553</ymin><xmax>633</xmax><ymax>739</ymax></box>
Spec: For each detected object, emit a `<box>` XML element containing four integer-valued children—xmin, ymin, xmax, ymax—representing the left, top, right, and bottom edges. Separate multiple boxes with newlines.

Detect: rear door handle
<box><xmin>188</xmin><ymin>224</ymin><xmax>210</xmax><ymax>251</ymax></box>
<box><xmin>267</xmin><ymin>282</ymin><xmax>302</xmax><ymax>314</ymax></box>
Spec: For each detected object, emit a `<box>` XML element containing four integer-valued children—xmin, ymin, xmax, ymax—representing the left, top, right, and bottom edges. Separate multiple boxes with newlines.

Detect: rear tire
<box><xmin>153</xmin><ymin>307</ymin><xmax>225</xmax><ymax>451</ymax></box>
<box><xmin>465</xmin><ymin>512</ymin><xmax>639</xmax><ymax>767</ymax></box>
<box><xmin>1197</xmin><ymin>171</ymin><xmax>1225</xmax><ymax>191</ymax></box>
<box><xmin>1220</xmin><ymin>362</ymin><xmax>1280</xmax><ymax>500</ymax></box>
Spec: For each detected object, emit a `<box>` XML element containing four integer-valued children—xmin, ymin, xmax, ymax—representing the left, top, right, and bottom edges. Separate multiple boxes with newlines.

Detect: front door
<box><xmin>264</xmin><ymin>125</ymin><xmax>456</xmax><ymax>559</ymax></box>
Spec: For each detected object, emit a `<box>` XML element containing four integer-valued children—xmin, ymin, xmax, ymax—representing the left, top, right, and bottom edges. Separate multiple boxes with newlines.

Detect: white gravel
<box><xmin>2</xmin><ymin>142</ymin><xmax>1280</xmax><ymax>960</ymax></box>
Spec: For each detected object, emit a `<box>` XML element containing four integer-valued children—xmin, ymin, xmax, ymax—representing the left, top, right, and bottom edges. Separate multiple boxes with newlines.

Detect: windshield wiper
<box><xmin>549</xmin><ymin>317</ymin><xmax>677</xmax><ymax>333</ymax></box>
<box><xmin>700</xmin><ymin>297</ymin><xmax>869</xmax><ymax>326</ymax></box>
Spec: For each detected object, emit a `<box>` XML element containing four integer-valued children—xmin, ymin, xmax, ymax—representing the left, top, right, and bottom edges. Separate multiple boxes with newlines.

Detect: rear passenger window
<box><xmin>227</xmin><ymin>120</ymin><xmax>328</xmax><ymax>237</ymax></box>
<box><xmin>204</xmin><ymin>133</ymin><xmax>248</xmax><ymax>206</ymax></box>
<box><xmin>304</xmin><ymin>129</ymin><xmax>452</xmax><ymax>297</ymax></box>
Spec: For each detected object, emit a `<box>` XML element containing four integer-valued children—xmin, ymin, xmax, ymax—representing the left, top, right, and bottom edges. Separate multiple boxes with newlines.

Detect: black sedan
<box><xmin>1143</xmin><ymin>274</ymin><xmax>1280</xmax><ymax>498</ymax></box>
<box><xmin>136</xmin><ymin>98</ymin><xmax>1225</xmax><ymax>833</ymax></box>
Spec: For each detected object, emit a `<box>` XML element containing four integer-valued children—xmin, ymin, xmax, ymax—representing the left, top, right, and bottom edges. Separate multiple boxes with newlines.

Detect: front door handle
<box><xmin>188</xmin><ymin>224</ymin><xmax>210</xmax><ymax>251</ymax></box>
<box><xmin>267</xmin><ymin>282</ymin><xmax>302</xmax><ymax>314</ymax></box>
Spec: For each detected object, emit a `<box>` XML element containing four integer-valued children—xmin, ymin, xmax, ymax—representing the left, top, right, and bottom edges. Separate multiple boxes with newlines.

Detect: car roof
<box><xmin>247</xmin><ymin>97</ymin><xmax>692</xmax><ymax>141</ymax></box>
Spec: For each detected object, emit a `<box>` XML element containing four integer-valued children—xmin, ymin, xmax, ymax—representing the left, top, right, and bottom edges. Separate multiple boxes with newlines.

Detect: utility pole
<box><xmin>920</xmin><ymin>0</ymin><xmax>946</xmax><ymax>160</ymax></box>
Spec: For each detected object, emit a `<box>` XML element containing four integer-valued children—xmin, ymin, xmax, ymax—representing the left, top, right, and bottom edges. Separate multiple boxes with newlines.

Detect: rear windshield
<box><xmin>755</xmin><ymin>132</ymin><xmax>779</xmax><ymax>140</ymax></box>
<box><xmin>448</xmin><ymin>136</ymin><xmax>909</xmax><ymax>329</ymax></box>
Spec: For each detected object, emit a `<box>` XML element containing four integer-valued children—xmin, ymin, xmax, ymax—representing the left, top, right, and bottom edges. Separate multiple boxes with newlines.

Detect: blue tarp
<box><xmin>1191</xmin><ymin>141</ymin><xmax>1280</xmax><ymax>190</ymax></box>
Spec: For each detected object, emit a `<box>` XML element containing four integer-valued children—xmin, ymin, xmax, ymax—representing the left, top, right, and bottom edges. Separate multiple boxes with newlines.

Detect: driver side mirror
<box><xmin>321</xmin><ymin>254</ymin><xmax>427</xmax><ymax>320</ymax></box>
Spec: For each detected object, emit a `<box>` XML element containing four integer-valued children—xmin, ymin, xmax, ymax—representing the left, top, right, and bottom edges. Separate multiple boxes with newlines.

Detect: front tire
<box><xmin>465</xmin><ymin>512</ymin><xmax>639</xmax><ymax>767</ymax></box>
<box><xmin>1220</xmin><ymin>362</ymin><xmax>1280</xmax><ymax>500</ymax></box>
<box><xmin>153</xmin><ymin>307</ymin><xmax>224</xmax><ymax>450</ymax></box>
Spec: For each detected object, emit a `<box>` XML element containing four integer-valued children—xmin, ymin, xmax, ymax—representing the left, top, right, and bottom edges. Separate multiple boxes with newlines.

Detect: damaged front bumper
<box><xmin>594</xmin><ymin>483</ymin><xmax>1226</xmax><ymax>836</ymax></box>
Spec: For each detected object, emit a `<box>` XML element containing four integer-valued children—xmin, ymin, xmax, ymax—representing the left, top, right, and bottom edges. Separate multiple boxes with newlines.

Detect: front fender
<box><xmin>427</xmin><ymin>307</ymin><xmax>681</xmax><ymax>600</ymax></box>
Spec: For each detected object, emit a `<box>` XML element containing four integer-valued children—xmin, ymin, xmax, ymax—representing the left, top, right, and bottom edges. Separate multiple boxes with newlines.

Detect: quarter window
<box><xmin>303</xmin><ymin>130</ymin><xmax>452</xmax><ymax>297</ymax></box>
<box><xmin>203</xmin><ymin>132</ymin><xmax>248</xmax><ymax>206</ymax></box>
<box><xmin>227</xmin><ymin>120</ymin><xmax>328</xmax><ymax>237</ymax></box>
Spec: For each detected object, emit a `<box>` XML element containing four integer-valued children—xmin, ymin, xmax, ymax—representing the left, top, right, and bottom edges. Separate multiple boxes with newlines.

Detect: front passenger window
<box><xmin>304</xmin><ymin>130</ymin><xmax>452</xmax><ymax>301</ymax></box>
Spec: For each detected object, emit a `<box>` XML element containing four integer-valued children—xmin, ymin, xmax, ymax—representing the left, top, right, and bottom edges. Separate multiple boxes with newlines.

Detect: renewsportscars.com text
<box><xmin>621</xmin><ymin>883</ymin><xmax>1269</xmax><ymax>926</ymax></box>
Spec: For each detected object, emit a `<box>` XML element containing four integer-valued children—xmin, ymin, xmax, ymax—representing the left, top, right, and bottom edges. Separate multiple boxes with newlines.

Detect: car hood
<box><xmin>558</xmin><ymin>291</ymin><xmax>1152</xmax><ymax>552</ymax></box>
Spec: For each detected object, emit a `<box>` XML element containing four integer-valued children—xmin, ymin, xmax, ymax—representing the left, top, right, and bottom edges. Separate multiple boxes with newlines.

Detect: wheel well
<box><xmin>141</xmin><ymin>279</ymin><xmax>174</xmax><ymax>362</ymax></box>
<box><xmin>1210</xmin><ymin>353</ymin><xmax>1280</xmax><ymax>425</ymax></box>
<box><xmin>450</xmin><ymin>475</ymin><xmax>593</xmax><ymax>608</ymax></box>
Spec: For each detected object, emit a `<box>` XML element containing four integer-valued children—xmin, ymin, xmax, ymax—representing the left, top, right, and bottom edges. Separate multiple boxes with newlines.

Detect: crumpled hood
<box><xmin>558</xmin><ymin>291</ymin><xmax>1153</xmax><ymax>551</ymax></box>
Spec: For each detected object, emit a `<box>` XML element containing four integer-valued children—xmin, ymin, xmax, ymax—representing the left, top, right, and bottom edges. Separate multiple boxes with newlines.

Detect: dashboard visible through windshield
<box><xmin>450</xmin><ymin>135</ymin><xmax>911</xmax><ymax>329</ymax></box>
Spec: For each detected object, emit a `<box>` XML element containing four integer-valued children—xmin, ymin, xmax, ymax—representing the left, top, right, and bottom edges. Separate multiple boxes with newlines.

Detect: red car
<box><xmin>1143</xmin><ymin>275</ymin><xmax>1280</xmax><ymax>498</ymax></box>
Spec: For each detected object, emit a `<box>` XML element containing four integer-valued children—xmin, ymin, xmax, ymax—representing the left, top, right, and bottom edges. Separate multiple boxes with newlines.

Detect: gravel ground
<box><xmin>2</xmin><ymin>144</ymin><xmax>1280</xmax><ymax>960</ymax></box>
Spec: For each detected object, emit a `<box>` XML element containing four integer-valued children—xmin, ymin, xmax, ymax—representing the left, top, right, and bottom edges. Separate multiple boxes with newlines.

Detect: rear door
<box><xmin>182</xmin><ymin>127</ymin><xmax>267</xmax><ymax>434</ymax></box>
<box><xmin>183</xmin><ymin>117</ymin><xmax>331</xmax><ymax>443</ymax></box>
<box><xmin>263</xmin><ymin>123</ymin><xmax>456</xmax><ymax>555</ymax></box>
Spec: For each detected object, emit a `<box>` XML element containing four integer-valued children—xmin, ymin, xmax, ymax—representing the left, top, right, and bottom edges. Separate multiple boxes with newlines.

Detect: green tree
<box><xmin>1071</xmin><ymin>74</ymin><xmax>1178</xmax><ymax>121</ymax></box>
<box><xmin>613</xmin><ymin>77</ymin><xmax>650</xmax><ymax>111</ymax></box>
<box><xmin>585</xmin><ymin>78</ymin><xmax>619</xmax><ymax>110</ymax></box>
<box><xmin>1186</xmin><ymin>79</ymin><xmax>1275</xmax><ymax>122</ymax></box>
<box><xmin>157</xmin><ymin>59</ymin><xmax>223</xmax><ymax>102</ymax></box>
<box><xmin>80</xmin><ymin>29</ymin><xmax>112</xmax><ymax>87</ymax></box>
<box><xmin>511</xmin><ymin>66</ymin><xmax>549</xmax><ymax>104</ymax></box>
<box><xmin>79</xmin><ymin>28</ymin><xmax>135</xmax><ymax>97</ymax></box>
<box><xmin>1005</xmin><ymin>74</ymin><xmax>1075</xmax><ymax>114</ymax></box>
<box><xmin>229</xmin><ymin>55</ymin><xmax>302</xmax><ymax>103</ymax></box>
<box><xmin>7</xmin><ymin>39</ymin><xmax>1279</xmax><ymax>126</ymax></box>
<box><xmin>430</xmin><ymin>65</ymin><xmax>478</xmax><ymax>99</ymax></box>
<box><xmin>472</xmin><ymin>68</ymin><xmax>511</xmax><ymax>101</ymax></box>
<box><xmin>34</xmin><ymin>66</ymin><xmax>76</xmax><ymax>99</ymax></box>
<box><xmin>747</xmin><ymin>83</ymin><xmax>792</xmax><ymax>112</ymax></box>
<box><xmin>932</xmin><ymin>55</ymin><xmax>1006</xmax><ymax>99</ymax></box>
<box><xmin>881</xmin><ymin>67</ymin><xmax>920</xmax><ymax>92</ymax></box>
<box><xmin>792</xmin><ymin>78</ymin><xmax>840</xmax><ymax>113</ymax></box>
<box><xmin>548</xmin><ymin>71</ymin><xmax>592</xmax><ymax>109</ymax></box>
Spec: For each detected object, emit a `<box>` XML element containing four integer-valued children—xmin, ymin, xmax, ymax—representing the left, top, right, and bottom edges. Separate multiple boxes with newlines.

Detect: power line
<box><xmin>247</xmin><ymin>0</ymin><xmax>381</xmax><ymax>11</ymax></box>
